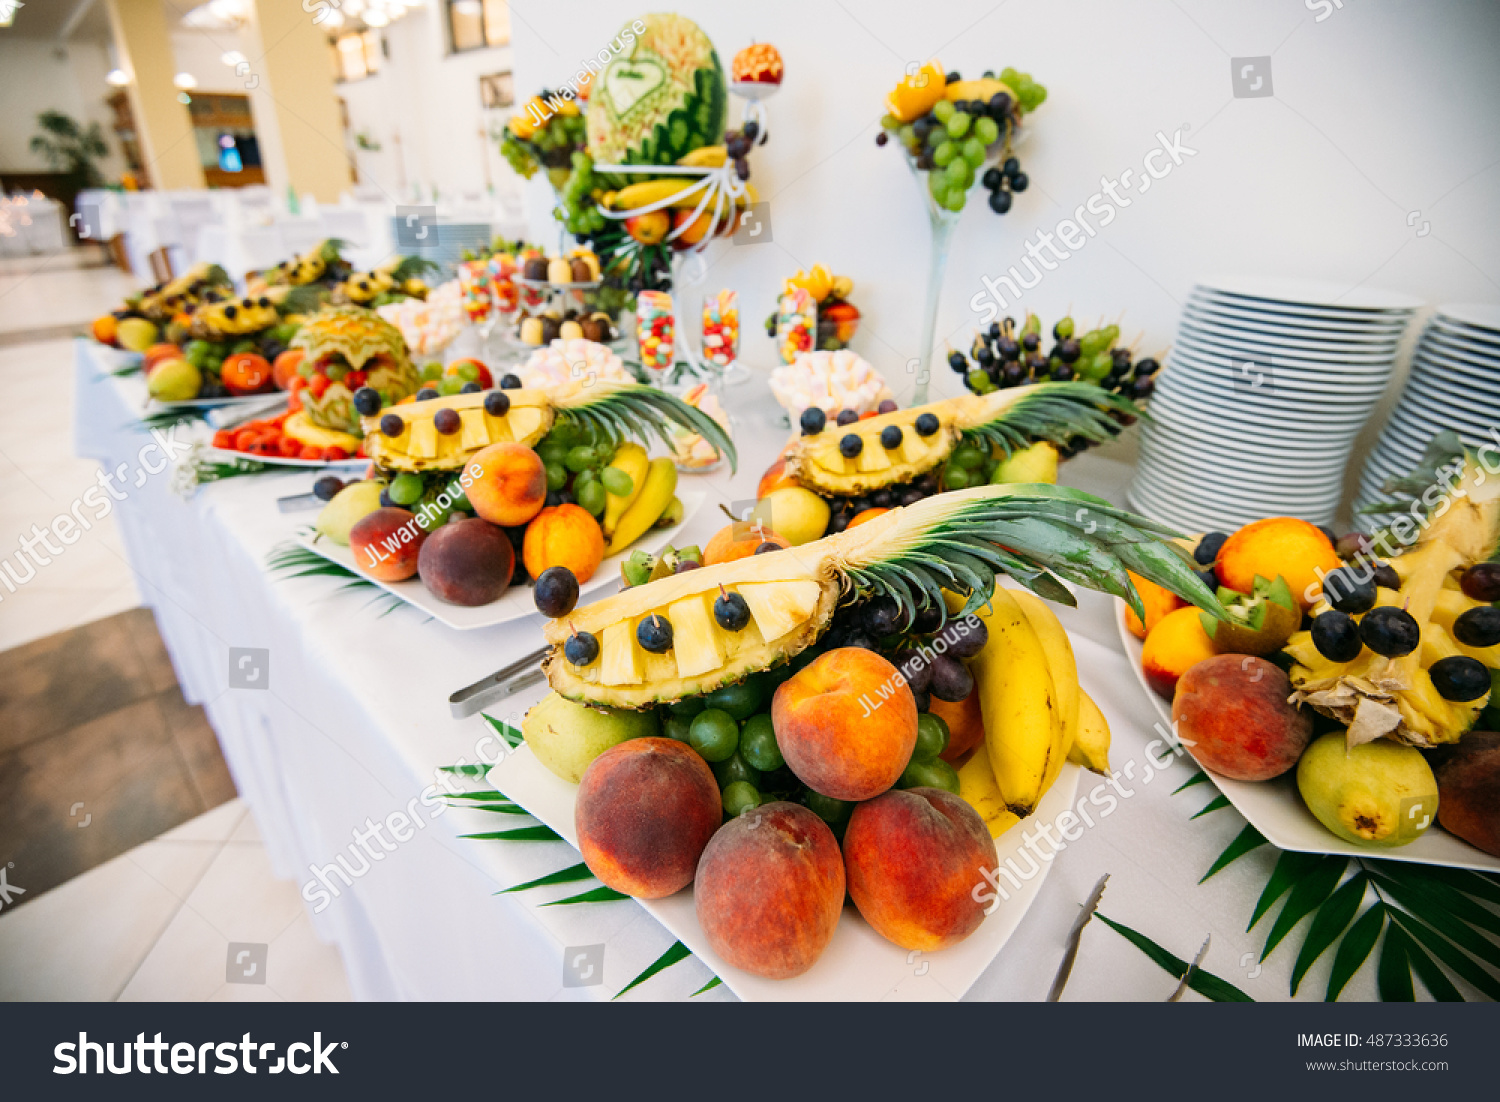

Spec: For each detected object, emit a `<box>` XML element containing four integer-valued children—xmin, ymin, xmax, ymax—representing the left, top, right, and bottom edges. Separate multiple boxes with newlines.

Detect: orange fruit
<box><xmin>1216</xmin><ymin>517</ymin><xmax>1339</xmax><ymax>609</ymax></box>
<box><xmin>703</xmin><ymin>521</ymin><xmax>789</xmax><ymax>566</ymax></box>
<box><xmin>1141</xmin><ymin>607</ymin><xmax>1218</xmax><ymax>701</ymax></box>
<box><xmin>523</xmin><ymin>504</ymin><xmax>605</xmax><ymax>583</ymax></box>
<box><xmin>272</xmin><ymin>349</ymin><xmax>305</xmax><ymax>390</ymax></box>
<box><xmin>221</xmin><ymin>352</ymin><xmax>273</xmax><ymax>395</ymax></box>
<box><xmin>847</xmin><ymin>507</ymin><xmax>890</xmax><ymax>529</ymax></box>
<box><xmin>1123</xmin><ymin>569</ymin><xmax>1188</xmax><ymax>640</ymax></box>
<box><xmin>143</xmin><ymin>343</ymin><xmax>181</xmax><ymax>371</ymax></box>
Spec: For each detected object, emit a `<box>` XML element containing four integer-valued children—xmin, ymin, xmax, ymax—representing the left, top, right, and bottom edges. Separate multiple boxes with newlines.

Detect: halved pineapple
<box><xmin>361</xmin><ymin>391</ymin><xmax>555</xmax><ymax>472</ymax></box>
<box><xmin>784</xmin><ymin>381</ymin><xmax>1136</xmax><ymax>497</ymax></box>
<box><xmin>543</xmin><ymin>483</ymin><xmax>1221</xmax><ymax>709</ymax></box>
<box><xmin>361</xmin><ymin>379</ymin><xmax>738</xmax><ymax>474</ymax></box>
<box><xmin>1285</xmin><ymin>434</ymin><xmax>1499</xmax><ymax>747</ymax></box>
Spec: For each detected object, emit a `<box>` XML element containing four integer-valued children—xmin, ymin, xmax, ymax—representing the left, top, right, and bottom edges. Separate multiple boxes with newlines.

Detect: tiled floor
<box><xmin>0</xmin><ymin>252</ymin><xmax>352</xmax><ymax>1000</ymax></box>
<box><xmin>0</xmin><ymin>799</ymin><xmax>352</xmax><ymax>1002</ymax></box>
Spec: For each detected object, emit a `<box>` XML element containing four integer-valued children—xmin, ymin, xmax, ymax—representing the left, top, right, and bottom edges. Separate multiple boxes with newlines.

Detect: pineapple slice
<box><xmin>737</xmin><ymin>580</ymin><xmax>822</xmax><ymax>643</ymax></box>
<box><xmin>360</xmin><ymin>390</ymin><xmax>556</xmax><ymax>472</ymax></box>
<box><xmin>857</xmin><ymin>443</ymin><xmax>892</xmax><ymax>473</ymax></box>
<box><xmin>668</xmin><ymin>594</ymin><xmax>726</xmax><ymax>678</ymax></box>
<box><xmin>600</xmin><ymin>621</ymin><xmax>643</xmax><ymax>686</ymax></box>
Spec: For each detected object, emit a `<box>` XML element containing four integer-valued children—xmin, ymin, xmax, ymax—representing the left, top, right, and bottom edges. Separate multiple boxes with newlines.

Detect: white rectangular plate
<box><xmin>294</xmin><ymin>491</ymin><xmax>705</xmax><ymax>630</ymax></box>
<box><xmin>1113</xmin><ymin>600</ymin><xmax>1500</xmax><ymax>870</ymax></box>
<box><xmin>485</xmin><ymin>631</ymin><xmax>1129</xmax><ymax>1002</ymax></box>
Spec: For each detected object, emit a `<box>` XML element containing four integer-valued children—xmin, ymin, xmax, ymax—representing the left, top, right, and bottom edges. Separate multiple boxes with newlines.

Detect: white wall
<box><xmin>504</xmin><ymin>0</ymin><xmax>1500</xmax><ymax>420</ymax></box>
<box><xmin>0</xmin><ymin>37</ymin><xmax>126</xmax><ymax>182</ymax></box>
<box><xmin>336</xmin><ymin>8</ymin><xmax>521</xmax><ymax>207</ymax></box>
<box><xmin>170</xmin><ymin>29</ymin><xmax>251</xmax><ymax>94</ymax></box>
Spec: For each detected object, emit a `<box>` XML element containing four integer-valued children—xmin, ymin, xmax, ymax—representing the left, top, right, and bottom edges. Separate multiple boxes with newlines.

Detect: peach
<box><xmin>575</xmin><ymin>738</ymin><xmax>721</xmax><ymax>899</ymax></box>
<box><xmin>772</xmin><ymin>647</ymin><xmax>917</xmax><ymax>801</ymax></box>
<box><xmin>523</xmin><ymin>504</ymin><xmax>604</xmax><ymax>583</ymax></box>
<box><xmin>1172</xmin><ymin>654</ymin><xmax>1313</xmax><ymax>780</ymax></box>
<box><xmin>702</xmin><ymin>521</ymin><xmax>789</xmax><ymax>566</ymax></box>
<box><xmin>756</xmin><ymin>454</ymin><xmax>800</xmax><ymax>498</ymax></box>
<box><xmin>465</xmin><ymin>442</ymin><xmax>547</xmax><ymax>527</ymax></box>
<box><xmin>695</xmin><ymin>802</ymin><xmax>845</xmax><ymax>979</ymax></box>
<box><xmin>843</xmin><ymin>788</ymin><xmax>997</xmax><ymax>951</ymax></box>
<box><xmin>1123</xmin><ymin>569</ymin><xmax>1187</xmax><ymax>640</ymax></box>
<box><xmin>417</xmin><ymin>517</ymin><xmax>513</xmax><ymax>605</ymax></box>
<box><xmin>931</xmin><ymin>684</ymin><xmax>985</xmax><ymax>765</ymax></box>
<box><xmin>1216</xmin><ymin>517</ymin><xmax>1340</xmax><ymax>609</ymax></box>
<box><xmin>350</xmin><ymin>507</ymin><xmax>426</xmax><ymax>581</ymax></box>
<box><xmin>91</xmin><ymin>314</ymin><xmax>118</xmax><ymax>346</ymax></box>
<box><xmin>1141</xmin><ymin>606</ymin><xmax>1217</xmax><ymax>700</ymax></box>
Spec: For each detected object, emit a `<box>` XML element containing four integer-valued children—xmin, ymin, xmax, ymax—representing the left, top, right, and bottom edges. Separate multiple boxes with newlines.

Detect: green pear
<box><xmin>116</xmin><ymin>317</ymin><xmax>159</xmax><ymax>353</ymax></box>
<box><xmin>146</xmin><ymin>357</ymin><xmax>202</xmax><ymax>402</ymax></box>
<box><xmin>991</xmin><ymin>440</ymin><xmax>1058</xmax><ymax>485</ymax></box>
<box><xmin>314</xmin><ymin>481</ymin><xmax>384</xmax><ymax>546</ymax></box>
<box><xmin>1297</xmin><ymin>732</ymin><xmax>1438</xmax><ymax>847</ymax></box>
<box><xmin>522</xmin><ymin>692</ymin><xmax>660</xmax><ymax>783</ymax></box>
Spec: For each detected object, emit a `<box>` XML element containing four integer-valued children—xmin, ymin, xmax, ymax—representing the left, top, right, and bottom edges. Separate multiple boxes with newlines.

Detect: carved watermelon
<box><xmin>587</xmin><ymin>13</ymin><xmax>727</xmax><ymax>177</ymax></box>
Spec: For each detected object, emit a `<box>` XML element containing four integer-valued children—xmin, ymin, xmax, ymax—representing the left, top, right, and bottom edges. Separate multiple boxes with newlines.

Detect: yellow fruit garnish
<box><xmin>887</xmin><ymin>62</ymin><xmax>947</xmax><ymax>122</ymax></box>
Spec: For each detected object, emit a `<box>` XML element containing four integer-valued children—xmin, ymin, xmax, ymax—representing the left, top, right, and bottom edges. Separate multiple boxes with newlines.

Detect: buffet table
<box><xmin>72</xmin><ymin>338</ymin><xmax>1384</xmax><ymax>1002</ymax></box>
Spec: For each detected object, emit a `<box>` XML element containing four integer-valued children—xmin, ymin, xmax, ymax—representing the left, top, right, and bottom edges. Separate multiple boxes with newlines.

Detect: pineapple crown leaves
<box><xmin>839</xmin><ymin>484</ymin><xmax>1223</xmax><ymax>624</ymax></box>
<box><xmin>959</xmin><ymin>381</ymin><xmax>1141</xmax><ymax>458</ymax></box>
<box><xmin>1360</xmin><ymin>430</ymin><xmax>1470</xmax><ymax>514</ymax></box>
<box><xmin>276</xmin><ymin>283</ymin><xmax>326</xmax><ymax>317</ymax></box>
<box><xmin>316</xmin><ymin>238</ymin><xmax>350</xmax><ymax>264</ymax></box>
<box><xmin>555</xmin><ymin>382</ymin><xmax>737</xmax><ymax>472</ymax></box>
<box><xmin>386</xmin><ymin>254</ymin><xmax>441</xmax><ymax>283</ymax></box>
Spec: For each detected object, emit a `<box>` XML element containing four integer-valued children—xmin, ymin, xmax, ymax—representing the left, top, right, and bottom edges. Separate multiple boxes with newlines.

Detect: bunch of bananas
<box><xmin>956</xmin><ymin>587</ymin><xmax>1112</xmax><ymax>837</ymax></box>
<box><xmin>600</xmin><ymin>443</ymin><xmax>681</xmax><ymax>555</ymax></box>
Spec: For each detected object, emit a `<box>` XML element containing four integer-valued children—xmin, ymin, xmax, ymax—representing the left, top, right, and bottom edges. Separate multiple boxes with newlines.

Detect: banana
<box><xmin>1069</xmin><ymin>690</ymin><xmax>1112</xmax><ymax>775</ymax></box>
<box><xmin>601</xmin><ymin>442</ymin><xmax>649</xmax><ymax>536</ymax></box>
<box><xmin>677</xmin><ymin>145</ymin><xmax>728</xmax><ymax>168</ymax></box>
<box><xmin>1009</xmin><ymin>588</ymin><xmax>1080</xmax><ymax>792</ymax></box>
<box><xmin>606</xmin><ymin>458</ymin><xmax>677</xmax><ymax>555</ymax></box>
<box><xmin>957</xmin><ymin>744</ymin><xmax>1022</xmax><ymax>839</ymax></box>
<box><xmin>610</xmin><ymin>179</ymin><xmax>687</xmax><ymax>210</ymax></box>
<box><xmin>971</xmin><ymin>588</ymin><xmax>1064</xmax><ymax>818</ymax></box>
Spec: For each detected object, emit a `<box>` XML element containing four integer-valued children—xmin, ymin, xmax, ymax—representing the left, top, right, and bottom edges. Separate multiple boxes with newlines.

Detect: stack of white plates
<box><xmin>1128</xmin><ymin>276</ymin><xmax>1419</xmax><ymax>532</ymax></box>
<box><xmin>1354</xmin><ymin>303</ymin><xmax>1500</xmax><ymax>515</ymax></box>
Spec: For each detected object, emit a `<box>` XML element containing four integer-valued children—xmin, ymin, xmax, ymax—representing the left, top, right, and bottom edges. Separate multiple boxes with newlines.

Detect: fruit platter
<box><xmin>490</xmin><ymin>481</ymin><xmax>1215</xmax><ymax>996</ymax></box>
<box><xmin>293</xmin><ymin>369</ymin><xmax>734</xmax><ymax>626</ymax></box>
<box><xmin>1114</xmin><ymin>433</ymin><xmax>1500</xmax><ymax>870</ymax></box>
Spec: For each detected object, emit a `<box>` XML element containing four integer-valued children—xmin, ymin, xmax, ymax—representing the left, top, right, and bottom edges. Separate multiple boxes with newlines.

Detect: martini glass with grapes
<box><xmin>877</xmin><ymin>66</ymin><xmax>1046</xmax><ymax>404</ymax></box>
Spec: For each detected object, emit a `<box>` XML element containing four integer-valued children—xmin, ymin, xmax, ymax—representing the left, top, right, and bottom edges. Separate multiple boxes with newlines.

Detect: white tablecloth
<box><xmin>72</xmin><ymin>338</ymin><xmax>1392</xmax><ymax>1002</ymax></box>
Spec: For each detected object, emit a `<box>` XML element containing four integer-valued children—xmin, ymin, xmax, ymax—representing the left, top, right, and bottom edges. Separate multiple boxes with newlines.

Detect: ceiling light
<box><xmin>106</xmin><ymin>69</ymin><xmax>131</xmax><ymax>86</ymax></box>
<box><xmin>173</xmin><ymin>72</ymin><xmax>198</xmax><ymax>90</ymax></box>
<box><xmin>363</xmin><ymin>8</ymin><xmax>390</xmax><ymax>27</ymax></box>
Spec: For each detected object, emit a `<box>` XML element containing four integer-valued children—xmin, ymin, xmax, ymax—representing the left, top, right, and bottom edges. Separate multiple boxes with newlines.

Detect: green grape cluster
<box><xmin>500</xmin><ymin>132</ymin><xmax>540</xmax><ymax>179</ymax></box>
<box><xmin>534</xmin><ymin>418</ymin><xmax>621</xmax><ymax>517</ymax></box>
<box><xmin>557</xmin><ymin>151</ymin><xmax>607</xmax><ymax>236</ymax></box>
<box><xmin>998</xmin><ymin>68</ymin><xmax>1048</xmax><ymax>113</ymax></box>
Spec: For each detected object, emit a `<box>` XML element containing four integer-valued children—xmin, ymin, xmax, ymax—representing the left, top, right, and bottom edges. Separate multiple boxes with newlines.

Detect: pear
<box><xmin>991</xmin><ymin>440</ymin><xmax>1058</xmax><ymax>485</ymax></box>
<box><xmin>521</xmin><ymin>693</ymin><xmax>660</xmax><ymax>784</ymax></box>
<box><xmin>315</xmin><ymin>481</ymin><xmax>385</xmax><ymax>546</ymax></box>
<box><xmin>146</xmin><ymin>357</ymin><xmax>201</xmax><ymax>402</ymax></box>
<box><xmin>116</xmin><ymin>317</ymin><xmax>159</xmax><ymax>353</ymax></box>
<box><xmin>1297</xmin><ymin>732</ymin><xmax>1439</xmax><ymax>847</ymax></box>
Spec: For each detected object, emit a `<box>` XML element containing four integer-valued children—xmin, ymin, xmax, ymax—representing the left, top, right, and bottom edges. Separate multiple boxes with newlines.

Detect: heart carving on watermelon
<box><xmin>604</xmin><ymin>58</ymin><xmax>667</xmax><ymax>118</ymax></box>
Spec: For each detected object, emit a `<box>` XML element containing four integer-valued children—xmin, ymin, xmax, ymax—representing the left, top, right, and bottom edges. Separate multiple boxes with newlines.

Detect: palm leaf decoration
<box><xmin>387</xmin><ymin>255</ymin><xmax>441</xmax><ymax>283</ymax></box>
<box><xmin>1185</xmin><ymin>777</ymin><xmax>1500</xmax><ymax>1000</ymax></box>
<box><xmin>265</xmin><ymin>541</ymin><xmax>407</xmax><ymax>615</ymax></box>
<box><xmin>840</xmin><ymin>484</ymin><xmax>1219</xmax><ymax>624</ymax></box>
<box><xmin>556</xmin><ymin>381</ymin><xmax>737</xmax><ymax>472</ymax></box>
